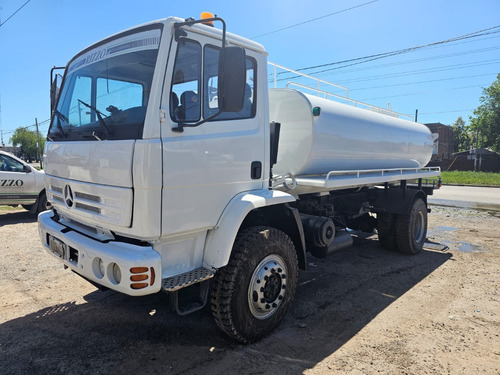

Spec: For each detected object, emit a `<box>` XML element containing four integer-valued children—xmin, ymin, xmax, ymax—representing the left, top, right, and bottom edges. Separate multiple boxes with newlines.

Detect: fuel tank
<box><xmin>269</xmin><ymin>89</ymin><xmax>434</xmax><ymax>176</ymax></box>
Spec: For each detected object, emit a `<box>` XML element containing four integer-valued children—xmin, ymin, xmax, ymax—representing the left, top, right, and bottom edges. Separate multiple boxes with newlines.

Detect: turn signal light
<box><xmin>150</xmin><ymin>267</ymin><xmax>156</xmax><ymax>286</ymax></box>
<box><xmin>131</xmin><ymin>274</ymin><xmax>148</xmax><ymax>282</ymax></box>
<box><xmin>129</xmin><ymin>266</ymin><xmax>156</xmax><ymax>289</ymax></box>
<box><xmin>130</xmin><ymin>267</ymin><xmax>148</xmax><ymax>274</ymax></box>
<box><xmin>131</xmin><ymin>282</ymin><xmax>149</xmax><ymax>290</ymax></box>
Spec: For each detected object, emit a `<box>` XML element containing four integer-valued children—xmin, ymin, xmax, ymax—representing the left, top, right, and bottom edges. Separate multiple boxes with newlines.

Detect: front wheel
<box><xmin>210</xmin><ymin>226</ymin><xmax>298</xmax><ymax>343</ymax></box>
<box><xmin>35</xmin><ymin>191</ymin><xmax>51</xmax><ymax>215</ymax></box>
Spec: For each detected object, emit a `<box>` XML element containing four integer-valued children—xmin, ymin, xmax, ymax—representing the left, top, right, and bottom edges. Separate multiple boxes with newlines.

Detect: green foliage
<box><xmin>470</xmin><ymin>74</ymin><xmax>500</xmax><ymax>152</ymax></box>
<box><xmin>451</xmin><ymin>116</ymin><xmax>471</xmax><ymax>152</ymax></box>
<box><xmin>9</xmin><ymin>127</ymin><xmax>45</xmax><ymax>162</ymax></box>
<box><xmin>441</xmin><ymin>171</ymin><xmax>500</xmax><ymax>186</ymax></box>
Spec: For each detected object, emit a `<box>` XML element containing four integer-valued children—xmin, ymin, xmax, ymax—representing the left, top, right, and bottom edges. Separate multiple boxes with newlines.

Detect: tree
<box><xmin>470</xmin><ymin>74</ymin><xmax>500</xmax><ymax>152</ymax></box>
<box><xmin>451</xmin><ymin>116</ymin><xmax>470</xmax><ymax>152</ymax></box>
<box><xmin>9</xmin><ymin>127</ymin><xmax>45</xmax><ymax>162</ymax></box>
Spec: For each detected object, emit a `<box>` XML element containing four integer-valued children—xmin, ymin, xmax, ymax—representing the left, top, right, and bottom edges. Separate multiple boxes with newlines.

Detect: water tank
<box><xmin>269</xmin><ymin>89</ymin><xmax>434</xmax><ymax>177</ymax></box>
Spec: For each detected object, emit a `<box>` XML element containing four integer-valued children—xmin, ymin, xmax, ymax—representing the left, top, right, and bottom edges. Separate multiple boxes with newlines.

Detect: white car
<box><xmin>0</xmin><ymin>150</ymin><xmax>48</xmax><ymax>214</ymax></box>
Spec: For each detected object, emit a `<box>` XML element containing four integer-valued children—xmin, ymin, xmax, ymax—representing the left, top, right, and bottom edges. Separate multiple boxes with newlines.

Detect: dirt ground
<box><xmin>0</xmin><ymin>205</ymin><xmax>499</xmax><ymax>375</ymax></box>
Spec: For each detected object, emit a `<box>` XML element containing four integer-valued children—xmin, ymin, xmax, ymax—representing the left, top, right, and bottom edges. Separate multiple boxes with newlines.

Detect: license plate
<box><xmin>49</xmin><ymin>235</ymin><xmax>66</xmax><ymax>259</ymax></box>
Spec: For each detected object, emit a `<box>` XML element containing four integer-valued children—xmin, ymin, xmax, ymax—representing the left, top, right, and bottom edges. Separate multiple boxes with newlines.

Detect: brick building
<box><xmin>424</xmin><ymin>122</ymin><xmax>456</xmax><ymax>163</ymax></box>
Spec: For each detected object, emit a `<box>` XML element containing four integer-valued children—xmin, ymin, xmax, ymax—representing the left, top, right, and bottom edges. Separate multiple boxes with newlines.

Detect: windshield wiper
<box><xmin>77</xmin><ymin>99</ymin><xmax>111</xmax><ymax>136</ymax></box>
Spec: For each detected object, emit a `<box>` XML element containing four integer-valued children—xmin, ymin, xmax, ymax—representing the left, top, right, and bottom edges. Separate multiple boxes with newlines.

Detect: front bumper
<box><xmin>38</xmin><ymin>210</ymin><xmax>162</xmax><ymax>296</ymax></box>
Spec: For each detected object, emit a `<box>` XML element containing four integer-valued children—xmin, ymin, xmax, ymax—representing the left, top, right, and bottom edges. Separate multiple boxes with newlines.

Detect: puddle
<box><xmin>457</xmin><ymin>241</ymin><xmax>481</xmax><ymax>253</ymax></box>
<box><xmin>434</xmin><ymin>226</ymin><xmax>457</xmax><ymax>232</ymax></box>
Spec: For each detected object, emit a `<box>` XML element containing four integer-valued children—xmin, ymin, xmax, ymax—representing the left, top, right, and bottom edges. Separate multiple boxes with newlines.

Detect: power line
<box><xmin>419</xmin><ymin>109</ymin><xmax>474</xmax><ymax>115</ymax></box>
<box><xmin>360</xmin><ymin>83</ymin><xmax>490</xmax><ymax>101</ymax></box>
<box><xmin>251</xmin><ymin>0</ymin><xmax>379</xmax><ymax>39</ymax></box>
<box><xmin>309</xmin><ymin>45</ymin><xmax>500</xmax><ymax>79</ymax></box>
<box><xmin>349</xmin><ymin>72</ymin><xmax>497</xmax><ymax>91</ymax></box>
<box><xmin>2</xmin><ymin>118</ymin><xmax>50</xmax><ymax>136</ymax></box>
<box><xmin>333</xmin><ymin>59</ymin><xmax>500</xmax><ymax>85</ymax></box>
<box><xmin>0</xmin><ymin>0</ymin><xmax>31</xmax><ymax>28</ymax></box>
<box><xmin>289</xmin><ymin>25</ymin><xmax>500</xmax><ymax>75</ymax></box>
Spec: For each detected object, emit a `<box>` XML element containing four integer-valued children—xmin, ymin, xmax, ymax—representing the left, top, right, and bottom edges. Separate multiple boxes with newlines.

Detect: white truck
<box><xmin>38</xmin><ymin>14</ymin><xmax>440</xmax><ymax>343</ymax></box>
<box><xmin>0</xmin><ymin>150</ymin><xmax>48</xmax><ymax>214</ymax></box>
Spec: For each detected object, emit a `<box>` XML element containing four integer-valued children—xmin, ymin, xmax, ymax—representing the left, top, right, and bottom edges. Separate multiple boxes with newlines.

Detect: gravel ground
<box><xmin>0</xmin><ymin>205</ymin><xmax>499</xmax><ymax>374</ymax></box>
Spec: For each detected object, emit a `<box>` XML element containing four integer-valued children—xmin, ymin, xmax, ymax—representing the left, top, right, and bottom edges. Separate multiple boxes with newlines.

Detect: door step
<box><xmin>161</xmin><ymin>267</ymin><xmax>215</xmax><ymax>292</ymax></box>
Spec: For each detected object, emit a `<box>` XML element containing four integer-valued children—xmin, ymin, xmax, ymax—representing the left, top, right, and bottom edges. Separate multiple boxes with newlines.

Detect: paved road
<box><xmin>428</xmin><ymin>185</ymin><xmax>500</xmax><ymax>211</ymax></box>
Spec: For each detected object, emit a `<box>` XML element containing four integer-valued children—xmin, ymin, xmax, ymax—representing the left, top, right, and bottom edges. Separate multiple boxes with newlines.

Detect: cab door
<box><xmin>0</xmin><ymin>153</ymin><xmax>37</xmax><ymax>206</ymax></box>
<box><xmin>160</xmin><ymin>32</ymin><xmax>266</xmax><ymax>237</ymax></box>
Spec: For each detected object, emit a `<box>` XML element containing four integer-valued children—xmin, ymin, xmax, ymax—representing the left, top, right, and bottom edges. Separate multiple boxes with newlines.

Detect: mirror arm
<box><xmin>172</xmin><ymin>16</ymin><xmax>228</xmax><ymax>133</ymax></box>
<box><xmin>172</xmin><ymin>109</ymin><xmax>223</xmax><ymax>133</ymax></box>
<box><xmin>174</xmin><ymin>17</ymin><xmax>227</xmax><ymax>44</ymax></box>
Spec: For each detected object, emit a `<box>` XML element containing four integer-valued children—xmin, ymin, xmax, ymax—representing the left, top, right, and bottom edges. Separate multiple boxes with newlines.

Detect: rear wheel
<box><xmin>395</xmin><ymin>198</ymin><xmax>427</xmax><ymax>255</ymax></box>
<box><xmin>210</xmin><ymin>226</ymin><xmax>298</xmax><ymax>343</ymax></box>
<box><xmin>377</xmin><ymin>212</ymin><xmax>397</xmax><ymax>251</ymax></box>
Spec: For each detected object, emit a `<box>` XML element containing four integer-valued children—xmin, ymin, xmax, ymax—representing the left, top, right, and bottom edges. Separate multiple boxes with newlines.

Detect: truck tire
<box><xmin>21</xmin><ymin>204</ymin><xmax>35</xmax><ymax>211</ymax></box>
<box><xmin>35</xmin><ymin>191</ymin><xmax>50</xmax><ymax>215</ymax></box>
<box><xmin>395</xmin><ymin>198</ymin><xmax>427</xmax><ymax>255</ymax></box>
<box><xmin>377</xmin><ymin>213</ymin><xmax>397</xmax><ymax>251</ymax></box>
<box><xmin>210</xmin><ymin>226</ymin><xmax>298</xmax><ymax>343</ymax></box>
<box><xmin>21</xmin><ymin>191</ymin><xmax>49</xmax><ymax>215</ymax></box>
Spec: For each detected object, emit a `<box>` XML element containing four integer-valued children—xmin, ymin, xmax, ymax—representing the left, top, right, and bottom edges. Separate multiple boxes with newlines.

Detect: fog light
<box><xmin>93</xmin><ymin>258</ymin><xmax>105</xmax><ymax>279</ymax></box>
<box><xmin>109</xmin><ymin>263</ymin><xmax>122</xmax><ymax>284</ymax></box>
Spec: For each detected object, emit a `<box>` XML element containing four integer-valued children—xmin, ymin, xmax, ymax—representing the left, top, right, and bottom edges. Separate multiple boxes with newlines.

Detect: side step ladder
<box><xmin>162</xmin><ymin>267</ymin><xmax>215</xmax><ymax>315</ymax></box>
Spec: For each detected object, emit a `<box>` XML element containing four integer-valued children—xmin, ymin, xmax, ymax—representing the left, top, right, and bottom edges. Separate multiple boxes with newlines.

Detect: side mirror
<box><xmin>218</xmin><ymin>46</ymin><xmax>246</xmax><ymax>112</ymax></box>
<box><xmin>50</xmin><ymin>67</ymin><xmax>65</xmax><ymax>112</ymax></box>
<box><xmin>23</xmin><ymin>165</ymin><xmax>32</xmax><ymax>173</ymax></box>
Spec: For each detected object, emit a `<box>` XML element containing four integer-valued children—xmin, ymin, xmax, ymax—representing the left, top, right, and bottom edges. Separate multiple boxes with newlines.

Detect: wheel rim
<box><xmin>413</xmin><ymin>210</ymin><xmax>425</xmax><ymax>244</ymax></box>
<box><xmin>248</xmin><ymin>254</ymin><xmax>288</xmax><ymax>320</ymax></box>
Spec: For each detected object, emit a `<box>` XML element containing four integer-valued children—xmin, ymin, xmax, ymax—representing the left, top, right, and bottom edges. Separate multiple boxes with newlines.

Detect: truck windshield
<box><xmin>48</xmin><ymin>28</ymin><xmax>161</xmax><ymax>141</ymax></box>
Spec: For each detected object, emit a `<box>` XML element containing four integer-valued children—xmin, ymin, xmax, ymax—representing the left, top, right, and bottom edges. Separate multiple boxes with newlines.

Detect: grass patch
<box><xmin>0</xmin><ymin>205</ymin><xmax>25</xmax><ymax>214</ymax></box>
<box><xmin>441</xmin><ymin>171</ymin><xmax>500</xmax><ymax>186</ymax></box>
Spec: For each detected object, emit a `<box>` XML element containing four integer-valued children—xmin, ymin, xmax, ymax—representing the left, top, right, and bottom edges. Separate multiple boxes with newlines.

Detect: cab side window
<box><xmin>169</xmin><ymin>39</ymin><xmax>256</xmax><ymax>124</ymax></box>
<box><xmin>170</xmin><ymin>39</ymin><xmax>202</xmax><ymax>122</ymax></box>
<box><xmin>0</xmin><ymin>154</ymin><xmax>25</xmax><ymax>172</ymax></box>
<box><xmin>203</xmin><ymin>46</ymin><xmax>256</xmax><ymax>120</ymax></box>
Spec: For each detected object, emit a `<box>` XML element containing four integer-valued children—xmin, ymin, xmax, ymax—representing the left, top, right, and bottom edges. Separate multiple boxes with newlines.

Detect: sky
<box><xmin>0</xmin><ymin>0</ymin><xmax>499</xmax><ymax>146</ymax></box>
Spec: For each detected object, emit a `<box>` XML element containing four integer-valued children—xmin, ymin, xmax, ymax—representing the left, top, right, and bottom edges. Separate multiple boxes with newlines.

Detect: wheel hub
<box><xmin>248</xmin><ymin>255</ymin><xmax>288</xmax><ymax>319</ymax></box>
<box><xmin>414</xmin><ymin>210</ymin><xmax>425</xmax><ymax>243</ymax></box>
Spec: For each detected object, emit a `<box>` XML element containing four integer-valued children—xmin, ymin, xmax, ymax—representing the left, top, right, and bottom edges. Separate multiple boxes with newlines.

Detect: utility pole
<box><xmin>474</xmin><ymin>127</ymin><xmax>479</xmax><ymax>172</ymax></box>
<box><xmin>35</xmin><ymin>117</ymin><xmax>43</xmax><ymax>169</ymax></box>
<box><xmin>415</xmin><ymin>109</ymin><xmax>418</xmax><ymax>122</ymax></box>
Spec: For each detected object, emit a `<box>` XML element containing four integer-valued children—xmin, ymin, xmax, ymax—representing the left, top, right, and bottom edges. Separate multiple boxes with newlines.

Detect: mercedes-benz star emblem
<box><xmin>64</xmin><ymin>184</ymin><xmax>74</xmax><ymax>208</ymax></box>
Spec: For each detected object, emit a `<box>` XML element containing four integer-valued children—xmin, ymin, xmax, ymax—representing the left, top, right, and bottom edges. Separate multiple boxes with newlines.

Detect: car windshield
<box><xmin>48</xmin><ymin>27</ymin><xmax>161</xmax><ymax>141</ymax></box>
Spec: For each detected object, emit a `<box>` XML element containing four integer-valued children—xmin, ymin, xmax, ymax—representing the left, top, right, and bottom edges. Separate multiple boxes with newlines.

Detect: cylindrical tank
<box><xmin>269</xmin><ymin>89</ymin><xmax>434</xmax><ymax>176</ymax></box>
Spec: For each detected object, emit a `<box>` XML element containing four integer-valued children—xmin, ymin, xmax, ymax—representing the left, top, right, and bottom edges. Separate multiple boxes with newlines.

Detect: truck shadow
<box><xmin>0</xmin><ymin>234</ymin><xmax>452</xmax><ymax>374</ymax></box>
<box><xmin>0</xmin><ymin>210</ymin><xmax>37</xmax><ymax>226</ymax></box>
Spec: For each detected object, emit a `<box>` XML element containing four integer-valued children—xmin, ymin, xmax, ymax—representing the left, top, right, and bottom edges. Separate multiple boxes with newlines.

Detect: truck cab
<box><xmin>40</xmin><ymin>16</ymin><xmax>281</xmax><ymax>295</ymax></box>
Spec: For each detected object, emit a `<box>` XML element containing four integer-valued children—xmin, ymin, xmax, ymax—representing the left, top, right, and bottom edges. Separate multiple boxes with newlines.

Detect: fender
<box><xmin>372</xmin><ymin>188</ymin><xmax>427</xmax><ymax>215</ymax></box>
<box><xmin>203</xmin><ymin>189</ymin><xmax>296</xmax><ymax>269</ymax></box>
